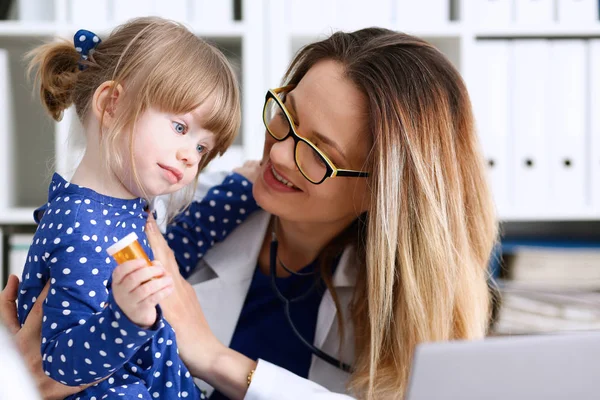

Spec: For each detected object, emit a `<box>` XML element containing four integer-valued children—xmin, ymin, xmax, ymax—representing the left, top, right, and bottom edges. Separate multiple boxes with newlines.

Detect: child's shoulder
<box><xmin>37</xmin><ymin>192</ymin><xmax>88</xmax><ymax>228</ymax></box>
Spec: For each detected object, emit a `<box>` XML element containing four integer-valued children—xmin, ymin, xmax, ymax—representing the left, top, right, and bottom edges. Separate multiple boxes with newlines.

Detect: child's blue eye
<box><xmin>196</xmin><ymin>144</ymin><xmax>206</xmax><ymax>154</ymax></box>
<box><xmin>172</xmin><ymin>121</ymin><xmax>186</xmax><ymax>134</ymax></box>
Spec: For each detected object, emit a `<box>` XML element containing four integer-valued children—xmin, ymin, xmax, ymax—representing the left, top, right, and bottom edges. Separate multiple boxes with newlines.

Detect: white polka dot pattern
<box><xmin>16</xmin><ymin>173</ymin><xmax>211</xmax><ymax>399</ymax></box>
<box><xmin>166</xmin><ymin>173</ymin><xmax>259</xmax><ymax>279</ymax></box>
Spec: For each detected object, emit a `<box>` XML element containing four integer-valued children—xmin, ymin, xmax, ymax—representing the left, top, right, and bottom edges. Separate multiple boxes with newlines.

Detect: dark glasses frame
<box><xmin>263</xmin><ymin>85</ymin><xmax>369</xmax><ymax>185</ymax></box>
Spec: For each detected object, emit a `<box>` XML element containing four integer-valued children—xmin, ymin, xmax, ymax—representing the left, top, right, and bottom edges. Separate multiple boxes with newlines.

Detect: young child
<box><xmin>17</xmin><ymin>17</ymin><xmax>259</xmax><ymax>399</ymax></box>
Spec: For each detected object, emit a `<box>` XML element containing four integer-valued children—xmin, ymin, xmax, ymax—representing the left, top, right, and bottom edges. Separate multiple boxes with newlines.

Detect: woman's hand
<box><xmin>0</xmin><ymin>275</ymin><xmax>82</xmax><ymax>400</ymax></box>
<box><xmin>145</xmin><ymin>214</ymin><xmax>257</xmax><ymax>399</ymax></box>
<box><xmin>144</xmin><ymin>213</ymin><xmax>223</xmax><ymax>372</ymax></box>
<box><xmin>233</xmin><ymin>160</ymin><xmax>261</xmax><ymax>183</ymax></box>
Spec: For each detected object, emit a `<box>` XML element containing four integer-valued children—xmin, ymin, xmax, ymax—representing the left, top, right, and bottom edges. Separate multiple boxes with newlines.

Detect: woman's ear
<box><xmin>91</xmin><ymin>81</ymin><xmax>124</xmax><ymax>127</ymax></box>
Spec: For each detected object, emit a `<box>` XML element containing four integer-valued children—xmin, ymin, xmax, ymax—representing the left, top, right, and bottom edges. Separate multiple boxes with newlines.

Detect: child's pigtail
<box><xmin>27</xmin><ymin>40</ymin><xmax>80</xmax><ymax>121</ymax></box>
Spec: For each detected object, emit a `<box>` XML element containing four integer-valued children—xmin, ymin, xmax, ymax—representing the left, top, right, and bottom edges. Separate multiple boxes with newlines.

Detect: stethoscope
<box><xmin>269</xmin><ymin>226</ymin><xmax>353</xmax><ymax>374</ymax></box>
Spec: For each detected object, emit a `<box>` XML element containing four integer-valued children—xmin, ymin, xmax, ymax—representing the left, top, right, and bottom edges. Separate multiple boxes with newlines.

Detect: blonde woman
<box><xmin>1</xmin><ymin>27</ymin><xmax>497</xmax><ymax>399</ymax></box>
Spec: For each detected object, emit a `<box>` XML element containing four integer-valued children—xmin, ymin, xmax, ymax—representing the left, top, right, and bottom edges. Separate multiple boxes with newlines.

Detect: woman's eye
<box><xmin>172</xmin><ymin>121</ymin><xmax>186</xmax><ymax>134</ymax></box>
<box><xmin>196</xmin><ymin>144</ymin><xmax>206</xmax><ymax>154</ymax></box>
<box><xmin>312</xmin><ymin>148</ymin><xmax>327</xmax><ymax>166</ymax></box>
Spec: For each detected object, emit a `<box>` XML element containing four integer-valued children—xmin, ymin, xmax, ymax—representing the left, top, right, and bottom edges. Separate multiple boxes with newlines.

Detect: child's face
<box><xmin>123</xmin><ymin>102</ymin><xmax>217</xmax><ymax>198</ymax></box>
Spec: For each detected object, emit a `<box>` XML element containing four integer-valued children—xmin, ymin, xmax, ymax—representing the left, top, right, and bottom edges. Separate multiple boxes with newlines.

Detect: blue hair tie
<box><xmin>74</xmin><ymin>29</ymin><xmax>101</xmax><ymax>70</ymax></box>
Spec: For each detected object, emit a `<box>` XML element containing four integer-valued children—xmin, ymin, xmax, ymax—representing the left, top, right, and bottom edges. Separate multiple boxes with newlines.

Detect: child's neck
<box><xmin>70</xmin><ymin>147</ymin><xmax>137</xmax><ymax>200</ymax></box>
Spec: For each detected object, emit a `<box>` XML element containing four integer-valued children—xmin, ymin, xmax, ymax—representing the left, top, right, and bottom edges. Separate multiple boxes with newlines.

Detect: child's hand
<box><xmin>111</xmin><ymin>259</ymin><xmax>173</xmax><ymax>329</ymax></box>
<box><xmin>233</xmin><ymin>160</ymin><xmax>261</xmax><ymax>183</ymax></box>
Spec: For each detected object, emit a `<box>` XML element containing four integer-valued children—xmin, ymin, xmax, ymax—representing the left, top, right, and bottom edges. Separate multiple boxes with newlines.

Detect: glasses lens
<box><xmin>263</xmin><ymin>96</ymin><xmax>289</xmax><ymax>140</ymax></box>
<box><xmin>296</xmin><ymin>140</ymin><xmax>328</xmax><ymax>183</ymax></box>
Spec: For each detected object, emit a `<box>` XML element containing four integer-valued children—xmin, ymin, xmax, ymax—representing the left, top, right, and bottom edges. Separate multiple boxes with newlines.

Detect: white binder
<box><xmin>511</xmin><ymin>40</ymin><xmax>552</xmax><ymax>213</ymax></box>
<box><xmin>0</xmin><ymin>50</ymin><xmax>13</xmax><ymax>212</ymax></box>
<box><xmin>69</xmin><ymin>0</ymin><xmax>109</xmax><ymax>25</ymax></box>
<box><xmin>589</xmin><ymin>41</ymin><xmax>600</xmax><ymax>212</ymax></box>
<box><xmin>193</xmin><ymin>0</ymin><xmax>234</xmax><ymax>28</ymax></box>
<box><xmin>339</xmin><ymin>0</ymin><xmax>393</xmax><ymax>30</ymax></box>
<box><xmin>112</xmin><ymin>0</ymin><xmax>154</xmax><ymax>24</ymax></box>
<box><xmin>556</xmin><ymin>0</ymin><xmax>598</xmax><ymax>23</ymax></box>
<box><xmin>514</xmin><ymin>0</ymin><xmax>555</xmax><ymax>23</ymax></box>
<box><xmin>289</xmin><ymin>0</ymin><xmax>337</xmax><ymax>33</ymax></box>
<box><xmin>17</xmin><ymin>0</ymin><xmax>55</xmax><ymax>21</ymax></box>
<box><xmin>476</xmin><ymin>0</ymin><xmax>513</xmax><ymax>25</ymax></box>
<box><xmin>470</xmin><ymin>40</ymin><xmax>511</xmax><ymax>215</ymax></box>
<box><xmin>155</xmin><ymin>0</ymin><xmax>189</xmax><ymax>23</ymax></box>
<box><xmin>9</xmin><ymin>234</ymin><xmax>33</xmax><ymax>280</ymax></box>
<box><xmin>547</xmin><ymin>40</ymin><xmax>587</xmax><ymax>212</ymax></box>
<box><xmin>397</xmin><ymin>0</ymin><xmax>449</xmax><ymax>26</ymax></box>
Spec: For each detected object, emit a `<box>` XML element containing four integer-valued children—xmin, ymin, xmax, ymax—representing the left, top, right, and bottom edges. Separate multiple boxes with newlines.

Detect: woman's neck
<box><xmin>70</xmin><ymin>146</ymin><xmax>136</xmax><ymax>200</ymax></box>
<box><xmin>258</xmin><ymin>215</ymin><xmax>354</xmax><ymax>276</ymax></box>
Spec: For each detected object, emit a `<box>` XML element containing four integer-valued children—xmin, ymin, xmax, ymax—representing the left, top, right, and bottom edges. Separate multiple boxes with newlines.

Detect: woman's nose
<box><xmin>269</xmin><ymin>136</ymin><xmax>297</xmax><ymax>171</ymax></box>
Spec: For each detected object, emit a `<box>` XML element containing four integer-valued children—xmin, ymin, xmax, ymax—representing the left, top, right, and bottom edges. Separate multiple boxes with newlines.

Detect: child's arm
<box><xmin>166</xmin><ymin>172</ymin><xmax>260</xmax><ymax>278</ymax></box>
<box><xmin>41</xmin><ymin>223</ymin><xmax>162</xmax><ymax>386</ymax></box>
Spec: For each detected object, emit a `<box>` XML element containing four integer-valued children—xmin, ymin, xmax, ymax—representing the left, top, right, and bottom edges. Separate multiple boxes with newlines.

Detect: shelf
<box><xmin>0</xmin><ymin>21</ymin><xmax>246</xmax><ymax>39</ymax></box>
<box><xmin>0</xmin><ymin>22</ymin><xmax>57</xmax><ymax>37</ymax></box>
<box><xmin>290</xmin><ymin>22</ymin><xmax>464</xmax><ymax>39</ymax></box>
<box><xmin>396</xmin><ymin>22</ymin><xmax>464</xmax><ymax>38</ymax></box>
<box><xmin>499</xmin><ymin>209</ymin><xmax>600</xmax><ymax>223</ymax></box>
<box><xmin>0</xmin><ymin>207</ymin><xmax>35</xmax><ymax>225</ymax></box>
<box><xmin>476</xmin><ymin>24</ymin><xmax>600</xmax><ymax>39</ymax></box>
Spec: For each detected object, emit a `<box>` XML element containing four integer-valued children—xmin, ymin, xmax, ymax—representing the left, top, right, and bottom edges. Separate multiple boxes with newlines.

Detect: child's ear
<box><xmin>92</xmin><ymin>80</ymin><xmax>124</xmax><ymax>127</ymax></box>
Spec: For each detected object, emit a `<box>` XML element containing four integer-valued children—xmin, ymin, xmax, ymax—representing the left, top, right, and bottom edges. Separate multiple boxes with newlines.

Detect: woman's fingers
<box><xmin>21</xmin><ymin>281</ymin><xmax>49</xmax><ymax>338</ymax></box>
<box><xmin>145</xmin><ymin>212</ymin><xmax>165</xmax><ymax>251</ymax></box>
<box><xmin>145</xmin><ymin>214</ymin><xmax>179</xmax><ymax>276</ymax></box>
<box><xmin>0</xmin><ymin>275</ymin><xmax>21</xmax><ymax>334</ymax></box>
<box><xmin>233</xmin><ymin>160</ymin><xmax>261</xmax><ymax>183</ymax></box>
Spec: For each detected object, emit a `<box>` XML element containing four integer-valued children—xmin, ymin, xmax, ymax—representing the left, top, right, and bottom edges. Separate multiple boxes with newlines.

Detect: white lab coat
<box><xmin>185</xmin><ymin>173</ymin><xmax>358</xmax><ymax>399</ymax></box>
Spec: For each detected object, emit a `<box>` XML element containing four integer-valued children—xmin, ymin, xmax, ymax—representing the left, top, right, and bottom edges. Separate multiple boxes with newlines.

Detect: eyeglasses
<box><xmin>262</xmin><ymin>85</ymin><xmax>369</xmax><ymax>185</ymax></box>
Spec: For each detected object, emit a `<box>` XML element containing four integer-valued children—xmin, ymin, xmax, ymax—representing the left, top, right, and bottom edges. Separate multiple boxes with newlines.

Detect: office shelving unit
<box><xmin>2</xmin><ymin>0</ymin><xmax>600</xmax><ymax>284</ymax></box>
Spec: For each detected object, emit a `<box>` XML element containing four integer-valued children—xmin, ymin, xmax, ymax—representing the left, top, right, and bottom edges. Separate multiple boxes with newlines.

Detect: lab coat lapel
<box><xmin>313</xmin><ymin>245</ymin><xmax>357</xmax><ymax>349</ymax></box>
<box><xmin>188</xmin><ymin>211</ymin><xmax>271</xmax><ymax>347</ymax></box>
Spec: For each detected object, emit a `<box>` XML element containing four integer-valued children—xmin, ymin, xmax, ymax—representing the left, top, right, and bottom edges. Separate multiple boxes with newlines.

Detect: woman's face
<box><xmin>253</xmin><ymin>59</ymin><xmax>372</xmax><ymax>228</ymax></box>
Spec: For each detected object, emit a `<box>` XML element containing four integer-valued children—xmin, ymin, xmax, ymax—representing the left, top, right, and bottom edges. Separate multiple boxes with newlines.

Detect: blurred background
<box><xmin>1</xmin><ymin>0</ymin><xmax>600</xmax><ymax>337</ymax></box>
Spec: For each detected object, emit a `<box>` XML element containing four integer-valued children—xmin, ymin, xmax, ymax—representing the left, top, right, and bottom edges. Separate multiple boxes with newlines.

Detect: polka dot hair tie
<box><xmin>73</xmin><ymin>29</ymin><xmax>101</xmax><ymax>70</ymax></box>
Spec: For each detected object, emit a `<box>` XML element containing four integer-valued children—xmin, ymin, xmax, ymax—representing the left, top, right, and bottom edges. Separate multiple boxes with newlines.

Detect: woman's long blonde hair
<box><xmin>285</xmin><ymin>28</ymin><xmax>498</xmax><ymax>399</ymax></box>
<box><xmin>27</xmin><ymin>17</ymin><xmax>240</xmax><ymax>216</ymax></box>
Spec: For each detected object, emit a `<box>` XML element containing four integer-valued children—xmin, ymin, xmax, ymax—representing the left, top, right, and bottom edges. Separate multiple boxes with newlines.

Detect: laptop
<box><xmin>405</xmin><ymin>332</ymin><xmax>600</xmax><ymax>400</ymax></box>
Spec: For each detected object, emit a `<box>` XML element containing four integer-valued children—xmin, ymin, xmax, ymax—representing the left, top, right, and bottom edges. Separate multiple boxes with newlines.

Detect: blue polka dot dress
<box><xmin>17</xmin><ymin>172</ymin><xmax>258</xmax><ymax>399</ymax></box>
<box><xmin>166</xmin><ymin>173</ymin><xmax>259</xmax><ymax>279</ymax></box>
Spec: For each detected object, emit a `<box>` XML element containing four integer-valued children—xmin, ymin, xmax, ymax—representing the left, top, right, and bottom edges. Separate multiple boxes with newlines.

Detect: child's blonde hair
<box><xmin>27</xmin><ymin>17</ymin><xmax>240</xmax><ymax>216</ymax></box>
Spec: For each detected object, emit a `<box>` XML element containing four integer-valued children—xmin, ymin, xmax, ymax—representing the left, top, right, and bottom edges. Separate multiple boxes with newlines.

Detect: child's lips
<box><xmin>158</xmin><ymin>164</ymin><xmax>183</xmax><ymax>183</ymax></box>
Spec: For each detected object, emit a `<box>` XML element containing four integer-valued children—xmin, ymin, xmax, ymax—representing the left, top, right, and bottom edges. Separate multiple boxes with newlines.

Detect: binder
<box><xmin>514</xmin><ymin>0</ymin><xmax>555</xmax><ymax>23</ymax></box>
<box><xmin>0</xmin><ymin>49</ymin><xmax>13</xmax><ymax>212</ymax></box>
<box><xmin>289</xmin><ymin>0</ymin><xmax>337</xmax><ymax>33</ymax></box>
<box><xmin>9</xmin><ymin>234</ymin><xmax>32</xmax><ymax>280</ymax></box>
<box><xmin>556</xmin><ymin>0</ymin><xmax>598</xmax><ymax>23</ymax></box>
<box><xmin>589</xmin><ymin>40</ymin><xmax>600</xmax><ymax>212</ymax></box>
<box><xmin>547</xmin><ymin>40</ymin><xmax>587</xmax><ymax>211</ymax></box>
<box><xmin>511</xmin><ymin>40</ymin><xmax>552</xmax><ymax>213</ymax></box>
<box><xmin>193</xmin><ymin>0</ymin><xmax>234</xmax><ymax>28</ymax></box>
<box><xmin>476</xmin><ymin>0</ymin><xmax>513</xmax><ymax>25</ymax></box>
<box><xmin>17</xmin><ymin>0</ymin><xmax>55</xmax><ymax>21</ymax></box>
<box><xmin>397</xmin><ymin>0</ymin><xmax>449</xmax><ymax>26</ymax></box>
<box><xmin>69</xmin><ymin>0</ymin><xmax>108</xmax><ymax>25</ymax></box>
<box><xmin>339</xmin><ymin>0</ymin><xmax>393</xmax><ymax>30</ymax></box>
<box><xmin>470</xmin><ymin>40</ymin><xmax>511</xmax><ymax>215</ymax></box>
<box><xmin>112</xmin><ymin>0</ymin><xmax>154</xmax><ymax>24</ymax></box>
<box><xmin>155</xmin><ymin>0</ymin><xmax>189</xmax><ymax>23</ymax></box>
